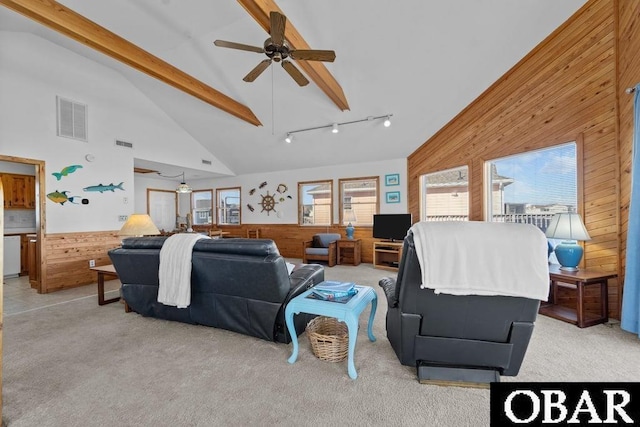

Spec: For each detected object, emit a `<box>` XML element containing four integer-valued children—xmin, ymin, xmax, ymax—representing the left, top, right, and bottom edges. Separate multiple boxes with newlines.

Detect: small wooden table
<box><xmin>337</xmin><ymin>239</ymin><xmax>362</xmax><ymax>266</ymax></box>
<box><xmin>539</xmin><ymin>264</ymin><xmax>616</xmax><ymax>328</ymax></box>
<box><xmin>285</xmin><ymin>285</ymin><xmax>377</xmax><ymax>379</ymax></box>
<box><xmin>90</xmin><ymin>264</ymin><xmax>120</xmax><ymax>306</ymax></box>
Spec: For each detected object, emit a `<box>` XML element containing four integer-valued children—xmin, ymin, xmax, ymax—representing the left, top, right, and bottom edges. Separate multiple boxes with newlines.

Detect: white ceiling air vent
<box><xmin>115</xmin><ymin>139</ymin><xmax>134</xmax><ymax>149</ymax></box>
<box><xmin>57</xmin><ymin>96</ymin><xmax>87</xmax><ymax>142</ymax></box>
<box><xmin>202</xmin><ymin>159</ymin><xmax>212</xmax><ymax>165</ymax></box>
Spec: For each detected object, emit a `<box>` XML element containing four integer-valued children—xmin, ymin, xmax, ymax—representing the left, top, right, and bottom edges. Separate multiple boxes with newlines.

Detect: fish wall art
<box><xmin>47</xmin><ymin>190</ymin><xmax>80</xmax><ymax>205</ymax></box>
<box><xmin>52</xmin><ymin>164</ymin><xmax>82</xmax><ymax>180</ymax></box>
<box><xmin>83</xmin><ymin>182</ymin><xmax>124</xmax><ymax>193</ymax></box>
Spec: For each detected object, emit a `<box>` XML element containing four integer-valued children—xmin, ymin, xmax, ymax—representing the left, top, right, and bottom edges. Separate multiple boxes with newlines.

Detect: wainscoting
<box><xmin>42</xmin><ymin>231</ymin><xmax>121</xmax><ymax>293</ymax></box>
<box><xmin>40</xmin><ymin>226</ymin><xmax>378</xmax><ymax>293</ymax></box>
<box><xmin>213</xmin><ymin>224</ymin><xmax>377</xmax><ymax>262</ymax></box>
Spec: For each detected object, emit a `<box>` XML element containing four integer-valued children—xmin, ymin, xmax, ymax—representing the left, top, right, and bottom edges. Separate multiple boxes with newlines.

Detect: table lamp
<box><xmin>119</xmin><ymin>214</ymin><xmax>160</xmax><ymax>237</ymax></box>
<box><xmin>545</xmin><ymin>213</ymin><xmax>591</xmax><ymax>271</ymax></box>
<box><xmin>344</xmin><ymin>210</ymin><xmax>356</xmax><ymax>239</ymax></box>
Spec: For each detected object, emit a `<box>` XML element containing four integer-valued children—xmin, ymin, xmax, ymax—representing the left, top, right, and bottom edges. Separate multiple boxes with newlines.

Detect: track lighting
<box><xmin>284</xmin><ymin>113</ymin><xmax>393</xmax><ymax>143</ymax></box>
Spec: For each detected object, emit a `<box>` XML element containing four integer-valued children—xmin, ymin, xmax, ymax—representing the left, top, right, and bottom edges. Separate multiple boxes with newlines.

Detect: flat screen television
<box><xmin>372</xmin><ymin>214</ymin><xmax>412</xmax><ymax>241</ymax></box>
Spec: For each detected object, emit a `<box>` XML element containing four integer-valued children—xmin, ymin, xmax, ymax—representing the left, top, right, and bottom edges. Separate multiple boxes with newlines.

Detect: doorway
<box><xmin>0</xmin><ymin>155</ymin><xmax>44</xmax><ymax>293</ymax></box>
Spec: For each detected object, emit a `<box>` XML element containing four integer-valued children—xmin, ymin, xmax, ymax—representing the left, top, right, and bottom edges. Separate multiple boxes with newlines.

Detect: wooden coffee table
<box><xmin>90</xmin><ymin>264</ymin><xmax>120</xmax><ymax>306</ymax></box>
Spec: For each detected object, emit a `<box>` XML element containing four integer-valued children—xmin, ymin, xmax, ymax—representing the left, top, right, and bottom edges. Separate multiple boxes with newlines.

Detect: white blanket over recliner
<box><xmin>158</xmin><ymin>233</ymin><xmax>210</xmax><ymax>308</ymax></box>
<box><xmin>411</xmin><ymin>221</ymin><xmax>549</xmax><ymax>301</ymax></box>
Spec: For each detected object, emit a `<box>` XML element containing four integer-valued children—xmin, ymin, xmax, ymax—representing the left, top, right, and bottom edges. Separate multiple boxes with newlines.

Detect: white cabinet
<box><xmin>3</xmin><ymin>235</ymin><xmax>21</xmax><ymax>278</ymax></box>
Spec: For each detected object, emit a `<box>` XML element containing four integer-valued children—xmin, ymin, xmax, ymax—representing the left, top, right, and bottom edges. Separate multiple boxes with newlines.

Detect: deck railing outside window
<box><xmin>424</xmin><ymin>213</ymin><xmax>555</xmax><ymax>233</ymax></box>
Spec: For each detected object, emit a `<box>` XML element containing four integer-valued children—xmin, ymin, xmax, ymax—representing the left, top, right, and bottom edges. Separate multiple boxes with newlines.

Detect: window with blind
<box><xmin>298</xmin><ymin>180</ymin><xmax>332</xmax><ymax>226</ymax></box>
<box><xmin>339</xmin><ymin>176</ymin><xmax>379</xmax><ymax>226</ymax></box>
<box><xmin>420</xmin><ymin>165</ymin><xmax>469</xmax><ymax>221</ymax></box>
<box><xmin>485</xmin><ymin>142</ymin><xmax>577</xmax><ymax>233</ymax></box>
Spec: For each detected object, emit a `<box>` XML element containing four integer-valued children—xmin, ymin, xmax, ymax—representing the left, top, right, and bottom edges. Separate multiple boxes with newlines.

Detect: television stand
<box><xmin>373</xmin><ymin>241</ymin><xmax>403</xmax><ymax>271</ymax></box>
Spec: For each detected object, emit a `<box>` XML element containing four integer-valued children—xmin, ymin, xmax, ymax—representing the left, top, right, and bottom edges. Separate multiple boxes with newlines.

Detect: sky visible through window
<box><xmin>492</xmin><ymin>143</ymin><xmax>577</xmax><ymax>207</ymax></box>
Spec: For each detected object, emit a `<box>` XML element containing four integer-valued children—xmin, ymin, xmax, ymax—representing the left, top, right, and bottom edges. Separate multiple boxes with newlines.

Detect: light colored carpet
<box><xmin>3</xmin><ymin>263</ymin><xmax>640</xmax><ymax>426</ymax></box>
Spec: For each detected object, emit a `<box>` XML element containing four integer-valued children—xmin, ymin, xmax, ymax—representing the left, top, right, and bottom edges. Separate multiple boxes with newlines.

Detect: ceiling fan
<box><xmin>214</xmin><ymin>11</ymin><xmax>336</xmax><ymax>86</ymax></box>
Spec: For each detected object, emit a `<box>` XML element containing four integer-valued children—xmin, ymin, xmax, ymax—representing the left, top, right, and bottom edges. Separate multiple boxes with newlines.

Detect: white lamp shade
<box><xmin>545</xmin><ymin>213</ymin><xmax>591</xmax><ymax>241</ymax></box>
<box><xmin>119</xmin><ymin>214</ymin><xmax>161</xmax><ymax>236</ymax></box>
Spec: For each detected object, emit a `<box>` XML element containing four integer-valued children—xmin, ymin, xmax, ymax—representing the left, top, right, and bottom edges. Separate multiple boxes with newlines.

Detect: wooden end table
<box><xmin>285</xmin><ymin>285</ymin><xmax>377</xmax><ymax>379</ymax></box>
<box><xmin>90</xmin><ymin>264</ymin><xmax>120</xmax><ymax>306</ymax></box>
<box><xmin>337</xmin><ymin>239</ymin><xmax>361</xmax><ymax>266</ymax></box>
<box><xmin>539</xmin><ymin>264</ymin><xmax>616</xmax><ymax>328</ymax></box>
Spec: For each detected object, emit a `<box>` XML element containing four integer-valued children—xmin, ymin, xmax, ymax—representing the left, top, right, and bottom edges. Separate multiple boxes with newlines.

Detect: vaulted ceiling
<box><xmin>0</xmin><ymin>0</ymin><xmax>586</xmax><ymax>178</ymax></box>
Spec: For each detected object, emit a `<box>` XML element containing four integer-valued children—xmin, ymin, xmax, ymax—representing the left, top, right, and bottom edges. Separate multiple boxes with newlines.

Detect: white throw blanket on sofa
<box><xmin>411</xmin><ymin>221</ymin><xmax>549</xmax><ymax>301</ymax></box>
<box><xmin>158</xmin><ymin>233</ymin><xmax>210</xmax><ymax>308</ymax></box>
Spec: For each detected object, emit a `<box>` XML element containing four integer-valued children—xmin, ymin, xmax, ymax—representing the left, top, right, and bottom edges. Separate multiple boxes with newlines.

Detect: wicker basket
<box><xmin>306</xmin><ymin>316</ymin><xmax>349</xmax><ymax>362</ymax></box>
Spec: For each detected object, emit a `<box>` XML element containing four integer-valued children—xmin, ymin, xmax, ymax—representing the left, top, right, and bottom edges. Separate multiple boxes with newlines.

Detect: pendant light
<box><xmin>176</xmin><ymin>172</ymin><xmax>192</xmax><ymax>194</ymax></box>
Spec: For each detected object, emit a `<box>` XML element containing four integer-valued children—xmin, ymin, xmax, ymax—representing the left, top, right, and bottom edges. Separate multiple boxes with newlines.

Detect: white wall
<box><xmin>0</xmin><ymin>32</ymin><xmax>229</xmax><ymax>233</ymax></box>
<box><xmin>0</xmin><ymin>32</ymin><xmax>409</xmax><ymax>233</ymax></box>
<box><xmin>183</xmin><ymin>158</ymin><xmax>408</xmax><ymax>225</ymax></box>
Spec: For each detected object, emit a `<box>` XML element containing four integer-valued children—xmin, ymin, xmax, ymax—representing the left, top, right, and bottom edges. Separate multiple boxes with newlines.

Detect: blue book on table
<box><xmin>314</xmin><ymin>281</ymin><xmax>356</xmax><ymax>294</ymax></box>
<box><xmin>310</xmin><ymin>281</ymin><xmax>358</xmax><ymax>301</ymax></box>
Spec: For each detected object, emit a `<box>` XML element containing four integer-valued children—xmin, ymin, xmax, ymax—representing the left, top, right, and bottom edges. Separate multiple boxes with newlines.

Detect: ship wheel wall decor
<box><xmin>260</xmin><ymin>191</ymin><xmax>278</xmax><ymax>215</ymax></box>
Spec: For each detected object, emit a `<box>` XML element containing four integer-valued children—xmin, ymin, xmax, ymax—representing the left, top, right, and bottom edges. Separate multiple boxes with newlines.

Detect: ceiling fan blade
<box><xmin>270</xmin><ymin>11</ymin><xmax>286</xmax><ymax>45</ymax></box>
<box><xmin>282</xmin><ymin>60</ymin><xmax>309</xmax><ymax>86</ymax></box>
<box><xmin>290</xmin><ymin>49</ymin><xmax>336</xmax><ymax>62</ymax></box>
<box><xmin>214</xmin><ymin>40</ymin><xmax>264</xmax><ymax>54</ymax></box>
<box><xmin>243</xmin><ymin>59</ymin><xmax>272</xmax><ymax>82</ymax></box>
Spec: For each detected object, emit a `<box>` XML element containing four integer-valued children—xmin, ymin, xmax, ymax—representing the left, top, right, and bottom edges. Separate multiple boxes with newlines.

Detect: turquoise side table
<box><xmin>285</xmin><ymin>285</ymin><xmax>377</xmax><ymax>379</ymax></box>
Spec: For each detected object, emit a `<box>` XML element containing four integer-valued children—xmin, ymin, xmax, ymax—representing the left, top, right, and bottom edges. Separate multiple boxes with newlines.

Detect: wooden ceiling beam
<box><xmin>237</xmin><ymin>0</ymin><xmax>350</xmax><ymax>111</ymax></box>
<box><xmin>0</xmin><ymin>0</ymin><xmax>262</xmax><ymax>126</ymax></box>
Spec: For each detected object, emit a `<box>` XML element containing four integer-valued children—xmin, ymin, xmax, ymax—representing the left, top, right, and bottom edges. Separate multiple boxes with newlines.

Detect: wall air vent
<box><xmin>202</xmin><ymin>159</ymin><xmax>212</xmax><ymax>165</ymax></box>
<box><xmin>115</xmin><ymin>139</ymin><xmax>134</xmax><ymax>149</ymax></box>
<box><xmin>56</xmin><ymin>96</ymin><xmax>88</xmax><ymax>142</ymax></box>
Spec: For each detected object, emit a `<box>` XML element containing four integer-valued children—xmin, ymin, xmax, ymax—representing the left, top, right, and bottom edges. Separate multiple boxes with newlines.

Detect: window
<box><xmin>191</xmin><ymin>190</ymin><xmax>213</xmax><ymax>225</ymax></box>
<box><xmin>339</xmin><ymin>176</ymin><xmax>379</xmax><ymax>226</ymax></box>
<box><xmin>485</xmin><ymin>142</ymin><xmax>577</xmax><ymax>233</ymax></box>
<box><xmin>298</xmin><ymin>180</ymin><xmax>332</xmax><ymax>225</ymax></box>
<box><xmin>419</xmin><ymin>165</ymin><xmax>469</xmax><ymax>221</ymax></box>
<box><xmin>216</xmin><ymin>187</ymin><xmax>240</xmax><ymax>225</ymax></box>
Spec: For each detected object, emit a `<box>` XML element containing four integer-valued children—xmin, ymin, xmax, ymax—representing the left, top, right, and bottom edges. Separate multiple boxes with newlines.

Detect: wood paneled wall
<box><xmin>407</xmin><ymin>0</ymin><xmax>623</xmax><ymax>318</ymax></box>
<box><xmin>40</xmin><ymin>225</ymin><xmax>378</xmax><ymax>294</ymax></box>
<box><xmin>617</xmin><ymin>0</ymin><xmax>640</xmax><ymax>307</ymax></box>
<box><xmin>214</xmin><ymin>224</ymin><xmax>378</xmax><ymax>262</ymax></box>
<box><xmin>42</xmin><ymin>231</ymin><xmax>121</xmax><ymax>293</ymax></box>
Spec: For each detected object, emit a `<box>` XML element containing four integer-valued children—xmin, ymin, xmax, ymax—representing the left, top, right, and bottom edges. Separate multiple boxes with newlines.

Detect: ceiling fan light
<box><xmin>332</xmin><ymin>123</ymin><xmax>339</xmax><ymax>134</ymax></box>
<box><xmin>285</xmin><ymin>133</ymin><xmax>293</xmax><ymax>143</ymax></box>
<box><xmin>383</xmin><ymin>116</ymin><xmax>391</xmax><ymax>127</ymax></box>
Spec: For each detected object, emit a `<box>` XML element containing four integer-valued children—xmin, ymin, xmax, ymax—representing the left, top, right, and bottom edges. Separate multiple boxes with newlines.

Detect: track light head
<box><xmin>284</xmin><ymin>113</ymin><xmax>392</xmax><ymax>143</ymax></box>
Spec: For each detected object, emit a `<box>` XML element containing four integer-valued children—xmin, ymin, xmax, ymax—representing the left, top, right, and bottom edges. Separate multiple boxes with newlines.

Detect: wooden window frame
<box><xmin>338</xmin><ymin>176</ymin><xmax>379</xmax><ymax>226</ymax></box>
<box><xmin>298</xmin><ymin>179</ymin><xmax>333</xmax><ymax>226</ymax></box>
<box><xmin>419</xmin><ymin>165</ymin><xmax>470</xmax><ymax>222</ymax></box>
<box><xmin>216</xmin><ymin>186</ymin><xmax>241</xmax><ymax>226</ymax></box>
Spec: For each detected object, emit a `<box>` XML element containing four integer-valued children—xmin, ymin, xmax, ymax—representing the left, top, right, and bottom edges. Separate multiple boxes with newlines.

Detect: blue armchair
<box><xmin>302</xmin><ymin>233</ymin><xmax>340</xmax><ymax>267</ymax></box>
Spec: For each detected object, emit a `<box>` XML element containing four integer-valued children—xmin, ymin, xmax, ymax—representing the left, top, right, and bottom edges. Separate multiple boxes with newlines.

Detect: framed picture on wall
<box><xmin>386</xmin><ymin>191</ymin><xmax>401</xmax><ymax>203</ymax></box>
<box><xmin>385</xmin><ymin>173</ymin><xmax>400</xmax><ymax>186</ymax></box>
